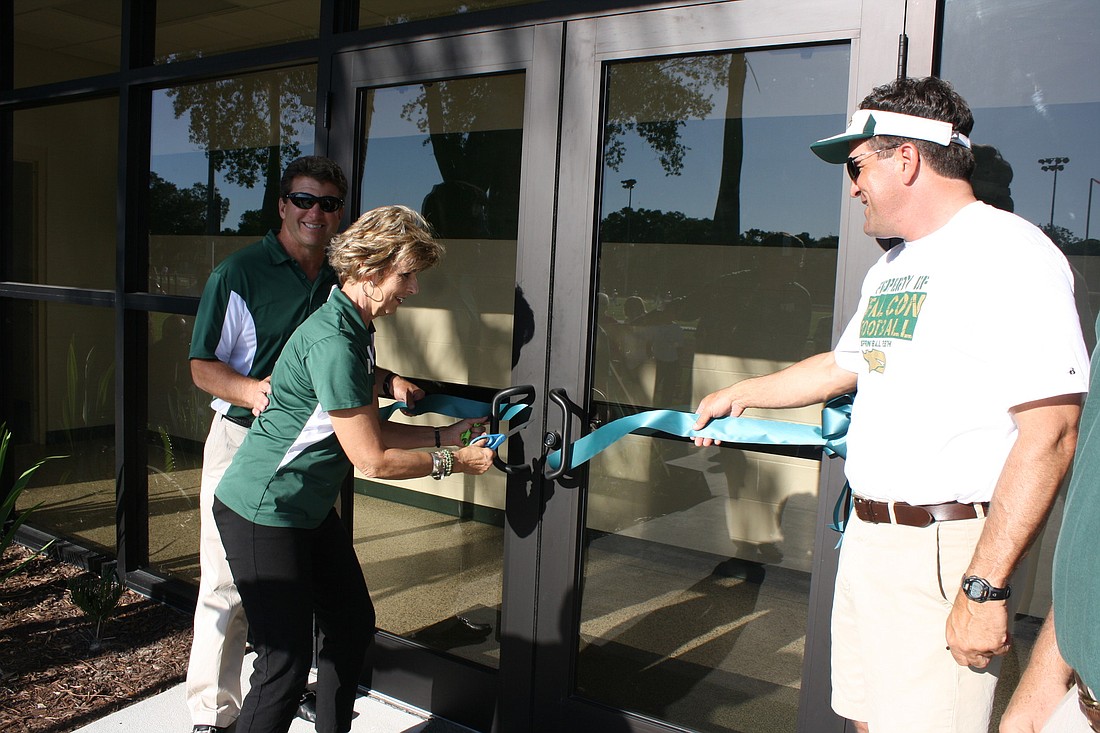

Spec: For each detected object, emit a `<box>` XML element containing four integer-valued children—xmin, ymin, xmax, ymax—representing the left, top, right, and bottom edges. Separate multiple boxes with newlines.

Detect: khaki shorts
<box><xmin>831</xmin><ymin>513</ymin><xmax>1001</xmax><ymax>732</ymax></box>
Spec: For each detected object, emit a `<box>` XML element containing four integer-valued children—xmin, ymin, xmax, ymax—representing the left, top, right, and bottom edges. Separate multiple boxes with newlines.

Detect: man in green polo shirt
<box><xmin>1001</xmin><ymin>319</ymin><xmax>1100</xmax><ymax>733</ymax></box>
<box><xmin>185</xmin><ymin>156</ymin><xmax>419</xmax><ymax>733</ymax></box>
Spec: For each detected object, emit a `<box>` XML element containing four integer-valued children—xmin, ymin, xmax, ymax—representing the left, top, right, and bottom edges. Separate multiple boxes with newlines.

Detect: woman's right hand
<box><xmin>454</xmin><ymin>445</ymin><xmax>495</xmax><ymax>475</ymax></box>
<box><xmin>443</xmin><ymin>417</ymin><xmax>487</xmax><ymax>447</ymax></box>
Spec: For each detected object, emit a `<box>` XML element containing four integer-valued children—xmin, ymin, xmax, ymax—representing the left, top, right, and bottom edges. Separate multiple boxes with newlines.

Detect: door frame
<box><xmin>535</xmin><ymin>2</ymin><xmax>937</xmax><ymax>731</ymax></box>
<box><xmin>325</xmin><ymin>23</ymin><xmax>565</xmax><ymax>732</ymax></box>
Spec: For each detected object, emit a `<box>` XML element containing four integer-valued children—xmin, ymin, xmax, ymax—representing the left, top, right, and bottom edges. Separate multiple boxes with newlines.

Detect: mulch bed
<box><xmin>0</xmin><ymin>544</ymin><xmax>193</xmax><ymax>732</ymax></box>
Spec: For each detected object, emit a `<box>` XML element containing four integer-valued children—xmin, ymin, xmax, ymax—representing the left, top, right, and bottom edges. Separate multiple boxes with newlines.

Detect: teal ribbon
<box><xmin>821</xmin><ymin>394</ymin><xmax>855</xmax><ymax>538</ymax></box>
<box><xmin>819</xmin><ymin>393</ymin><xmax>852</xmax><ymax>460</ymax></box>
<box><xmin>379</xmin><ymin>394</ymin><xmax>527</xmax><ymax>422</ymax></box>
<box><xmin>384</xmin><ymin>393</ymin><xmax>850</xmax><ymax>469</ymax></box>
<box><xmin>545</xmin><ymin>394</ymin><xmax>851</xmax><ymax>472</ymax></box>
<box><xmin>830</xmin><ymin>482</ymin><xmax>854</xmax><ymax>539</ymax></box>
<box><xmin>382</xmin><ymin>391</ymin><xmax>853</xmax><ymax>535</ymax></box>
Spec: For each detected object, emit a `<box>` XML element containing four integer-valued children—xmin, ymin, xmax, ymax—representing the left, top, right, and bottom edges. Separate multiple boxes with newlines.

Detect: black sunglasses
<box><xmin>283</xmin><ymin>192</ymin><xmax>344</xmax><ymax>213</ymax></box>
<box><xmin>845</xmin><ymin>144</ymin><xmax>902</xmax><ymax>181</ymax></box>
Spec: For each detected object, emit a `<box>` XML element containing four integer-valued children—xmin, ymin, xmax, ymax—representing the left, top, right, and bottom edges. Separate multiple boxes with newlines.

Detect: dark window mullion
<box><xmin>0</xmin><ymin>0</ymin><xmax>12</xmax><ymax>92</ymax></box>
<box><xmin>115</xmin><ymin>0</ymin><xmax>157</xmax><ymax>577</ymax></box>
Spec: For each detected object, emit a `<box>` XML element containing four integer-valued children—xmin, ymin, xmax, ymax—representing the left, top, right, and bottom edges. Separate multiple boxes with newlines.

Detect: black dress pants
<box><xmin>214</xmin><ymin>498</ymin><xmax>375</xmax><ymax>733</ymax></box>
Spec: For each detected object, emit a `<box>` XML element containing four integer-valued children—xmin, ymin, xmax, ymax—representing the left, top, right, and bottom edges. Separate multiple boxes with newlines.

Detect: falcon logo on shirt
<box><xmin>862</xmin><ymin>349</ymin><xmax>886</xmax><ymax>374</ymax></box>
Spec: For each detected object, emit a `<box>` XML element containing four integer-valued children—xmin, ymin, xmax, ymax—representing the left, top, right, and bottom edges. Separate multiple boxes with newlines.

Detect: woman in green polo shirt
<box><xmin>212</xmin><ymin>205</ymin><xmax>495</xmax><ymax>733</ymax></box>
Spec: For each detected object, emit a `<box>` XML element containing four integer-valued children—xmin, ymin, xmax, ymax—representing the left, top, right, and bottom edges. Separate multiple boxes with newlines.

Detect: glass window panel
<box><xmin>146</xmin><ymin>313</ymin><xmax>206</xmax><ymax>583</ymax></box>
<box><xmin>13</xmin><ymin>0</ymin><xmax>121</xmax><ymax>87</ymax></box>
<box><xmin>352</xmin><ymin>491</ymin><xmax>505</xmax><ymax>666</ymax></box>
<box><xmin>358</xmin><ymin>0</ymin><xmax>539</xmax><ymax>30</ymax></box>
<box><xmin>149</xmin><ymin>66</ymin><xmax>317</xmax><ymax>295</ymax></box>
<box><xmin>11</xmin><ymin>98</ymin><xmax>118</xmax><ymax>289</ymax></box>
<box><xmin>155</xmin><ymin>0</ymin><xmax>320</xmax><ymax>63</ymax></box>
<box><xmin>350</xmin><ymin>72</ymin><xmax>526</xmax><ymax>668</ymax></box>
<box><xmin>579</xmin><ymin>44</ymin><xmax>849</xmax><ymax>733</ymax></box>
<box><xmin>939</xmin><ymin>0</ymin><xmax>1100</xmax><ymax>656</ymax></box>
<box><xmin>358</xmin><ymin>73</ymin><xmax>525</xmax><ymax>386</ymax></box>
<box><xmin>6</xmin><ymin>301</ymin><xmax>116</xmax><ymax>556</ymax></box>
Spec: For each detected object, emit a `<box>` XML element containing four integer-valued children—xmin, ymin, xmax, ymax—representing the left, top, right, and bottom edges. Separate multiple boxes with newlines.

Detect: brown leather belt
<box><xmin>1074</xmin><ymin>670</ymin><xmax>1100</xmax><ymax>732</ymax></box>
<box><xmin>853</xmin><ymin>495</ymin><xmax>989</xmax><ymax>528</ymax></box>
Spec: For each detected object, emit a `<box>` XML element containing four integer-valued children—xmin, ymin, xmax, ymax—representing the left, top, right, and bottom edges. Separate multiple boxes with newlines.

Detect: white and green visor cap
<box><xmin>810</xmin><ymin>108</ymin><xmax>972</xmax><ymax>164</ymax></box>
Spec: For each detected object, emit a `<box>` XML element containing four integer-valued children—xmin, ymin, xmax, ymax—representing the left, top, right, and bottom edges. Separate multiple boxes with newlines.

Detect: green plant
<box><xmin>56</xmin><ymin>339</ymin><xmax>116</xmax><ymax>484</ymax></box>
<box><xmin>62</xmin><ymin>340</ymin><xmax>115</xmax><ymax>442</ymax></box>
<box><xmin>156</xmin><ymin>425</ymin><xmax>176</xmax><ymax>473</ymax></box>
<box><xmin>1</xmin><ymin>424</ymin><xmax>58</xmax><ymax>581</ymax></box>
<box><xmin>68</xmin><ymin>564</ymin><xmax>125</xmax><ymax>649</ymax></box>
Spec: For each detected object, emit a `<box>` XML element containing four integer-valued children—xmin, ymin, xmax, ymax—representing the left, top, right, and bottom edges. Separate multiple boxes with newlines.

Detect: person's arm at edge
<box><xmin>378</xmin><ymin>417</ymin><xmax>487</xmax><ymax>450</ymax></box>
<box><xmin>191</xmin><ymin>358</ymin><xmax>272</xmax><ymax>416</ymax></box>
<box><xmin>691</xmin><ymin>351</ymin><xmax>858</xmax><ymax>447</ymax></box>
<box><xmin>946</xmin><ymin>393</ymin><xmax>1082</xmax><ymax>668</ymax></box>
<box><xmin>374</xmin><ymin>367</ymin><xmax>425</xmax><ymax>410</ymax></box>
<box><xmin>330</xmin><ymin>403</ymin><xmax>493</xmax><ymax>480</ymax></box>
<box><xmin>999</xmin><ymin>607</ymin><xmax>1074</xmax><ymax>732</ymax></box>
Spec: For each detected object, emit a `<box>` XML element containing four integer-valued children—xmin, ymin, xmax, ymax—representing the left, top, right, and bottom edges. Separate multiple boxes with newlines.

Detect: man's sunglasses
<box><xmin>283</xmin><ymin>192</ymin><xmax>344</xmax><ymax>213</ymax></box>
<box><xmin>845</xmin><ymin>144</ymin><xmax>901</xmax><ymax>181</ymax></box>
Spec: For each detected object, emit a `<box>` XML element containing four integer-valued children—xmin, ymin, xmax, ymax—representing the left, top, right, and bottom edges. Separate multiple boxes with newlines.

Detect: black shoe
<box><xmin>296</xmin><ymin>690</ymin><xmax>318</xmax><ymax>724</ymax></box>
<box><xmin>409</xmin><ymin>615</ymin><xmax>493</xmax><ymax>650</ymax></box>
<box><xmin>712</xmin><ymin>557</ymin><xmax>766</xmax><ymax>583</ymax></box>
<box><xmin>192</xmin><ymin>726</ymin><xmax>229</xmax><ymax>733</ymax></box>
<box><xmin>456</xmin><ymin>615</ymin><xmax>493</xmax><ymax>634</ymax></box>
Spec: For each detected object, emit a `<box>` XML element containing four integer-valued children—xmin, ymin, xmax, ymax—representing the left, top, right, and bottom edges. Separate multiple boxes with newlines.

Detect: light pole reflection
<box><xmin>1038</xmin><ymin>157</ymin><xmax>1070</xmax><ymax>230</ymax></box>
<box><xmin>621</xmin><ymin>178</ymin><xmax>637</xmax><ymax>243</ymax></box>
<box><xmin>1088</xmin><ymin>177</ymin><xmax>1100</xmax><ymax>241</ymax></box>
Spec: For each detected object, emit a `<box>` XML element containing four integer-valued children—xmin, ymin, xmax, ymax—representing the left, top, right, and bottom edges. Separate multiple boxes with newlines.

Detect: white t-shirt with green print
<box><xmin>835</xmin><ymin>201</ymin><xmax>1088</xmax><ymax>505</ymax></box>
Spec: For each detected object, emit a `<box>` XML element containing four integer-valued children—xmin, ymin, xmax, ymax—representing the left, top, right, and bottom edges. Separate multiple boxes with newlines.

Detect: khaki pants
<box><xmin>185</xmin><ymin>413</ymin><xmax>250</xmax><ymax>728</ymax></box>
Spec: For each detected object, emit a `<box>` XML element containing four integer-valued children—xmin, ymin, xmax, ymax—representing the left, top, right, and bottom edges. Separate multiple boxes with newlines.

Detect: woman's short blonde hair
<box><xmin>328</xmin><ymin>205</ymin><xmax>443</xmax><ymax>283</ymax></box>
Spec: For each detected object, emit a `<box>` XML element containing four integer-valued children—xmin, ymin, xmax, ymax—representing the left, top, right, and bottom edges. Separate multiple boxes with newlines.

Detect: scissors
<box><xmin>468</xmin><ymin>422</ymin><xmax>527</xmax><ymax>450</ymax></box>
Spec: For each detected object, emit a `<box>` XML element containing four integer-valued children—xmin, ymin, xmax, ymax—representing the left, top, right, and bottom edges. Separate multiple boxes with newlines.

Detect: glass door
<box><xmin>327</xmin><ymin>1</ymin><xmax>936</xmax><ymax>730</ymax></box>
<box><xmin>582</xmin><ymin>43</ymin><xmax>848</xmax><ymax>731</ymax></box>
<box><xmin>349</xmin><ymin>70</ymin><xmax>525</xmax><ymax>668</ymax></box>
<box><xmin>327</xmin><ymin>25</ymin><xmax>563</xmax><ymax>730</ymax></box>
<box><xmin>536</xmin><ymin>2</ymin><xmax>934</xmax><ymax>732</ymax></box>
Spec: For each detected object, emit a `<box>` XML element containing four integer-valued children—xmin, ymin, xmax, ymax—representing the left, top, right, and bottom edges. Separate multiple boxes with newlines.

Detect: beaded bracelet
<box><xmin>440</xmin><ymin>448</ymin><xmax>454</xmax><ymax>477</ymax></box>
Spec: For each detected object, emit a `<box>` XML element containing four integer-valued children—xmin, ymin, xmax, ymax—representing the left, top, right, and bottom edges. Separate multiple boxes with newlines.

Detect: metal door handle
<box><xmin>489</xmin><ymin>385</ymin><xmax>535</xmax><ymax>475</ymax></box>
<box><xmin>545</xmin><ymin>387</ymin><xmax>584</xmax><ymax>481</ymax></box>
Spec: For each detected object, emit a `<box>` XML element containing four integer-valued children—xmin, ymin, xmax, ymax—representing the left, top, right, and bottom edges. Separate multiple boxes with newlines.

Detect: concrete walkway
<box><xmin>73</xmin><ymin>653</ymin><xmax>475</xmax><ymax>733</ymax></box>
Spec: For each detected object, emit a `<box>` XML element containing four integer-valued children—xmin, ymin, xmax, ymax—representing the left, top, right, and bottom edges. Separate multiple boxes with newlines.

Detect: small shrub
<box><xmin>68</xmin><ymin>565</ymin><xmax>125</xmax><ymax>649</ymax></box>
<box><xmin>1</xmin><ymin>424</ymin><xmax>59</xmax><ymax>581</ymax></box>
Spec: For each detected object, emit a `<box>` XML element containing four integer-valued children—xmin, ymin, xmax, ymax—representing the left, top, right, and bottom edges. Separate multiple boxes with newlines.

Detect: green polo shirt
<box><xmin>189</xmin><ymin>231</ymin><xmax>338</xmax><ymax>421</ymax></box>
<box><xmin>1053</xmin><ymin>316</ymin><xmax>1100</xmax><ymax>692</ymax></box>
<box><xmin>214</xmin><ymin>288</ymin><xmax>376</xmax><ymax>528</ymax></box>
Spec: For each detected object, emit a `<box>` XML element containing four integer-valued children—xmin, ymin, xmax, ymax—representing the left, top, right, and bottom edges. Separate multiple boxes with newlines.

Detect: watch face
<box><xmin>963</xmin><ymin>576</ymin><xmax>1010</xmax><ymax>602</ymax></box>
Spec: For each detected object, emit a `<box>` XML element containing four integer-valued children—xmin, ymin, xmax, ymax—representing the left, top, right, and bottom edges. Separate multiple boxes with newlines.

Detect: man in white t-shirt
<box><xmin>691</xmin><ymin>76</ymin><xmax>1088</xmax><ymax>733</ymax></box>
